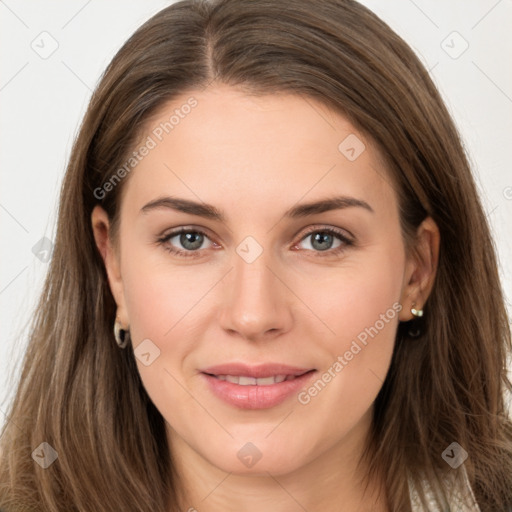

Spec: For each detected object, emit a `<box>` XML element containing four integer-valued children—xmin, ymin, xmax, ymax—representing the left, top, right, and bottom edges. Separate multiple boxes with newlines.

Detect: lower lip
<box><xmin>201</xmin><ymin>371</ymin><xmax>317</xmax><ymax>410</ymax></box>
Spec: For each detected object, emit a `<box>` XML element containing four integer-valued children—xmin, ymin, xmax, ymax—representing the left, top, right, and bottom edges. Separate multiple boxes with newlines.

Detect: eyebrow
<box><xmin>140</xmin><ymin>195</ymin><xmax>374</xmax><ymax>221</ymax></box>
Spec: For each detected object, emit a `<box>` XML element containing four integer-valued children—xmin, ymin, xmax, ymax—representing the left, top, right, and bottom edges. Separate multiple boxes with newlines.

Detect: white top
<box><xmin>408</xmin><ymin>467</ymin><xmax>481</xmax><ymax>511</ymax></box>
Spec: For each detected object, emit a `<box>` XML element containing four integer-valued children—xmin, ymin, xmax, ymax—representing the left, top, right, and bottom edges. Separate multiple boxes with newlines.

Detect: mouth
<box><xmin>200</xmin><ymin>366</ymin><xmax>317</xmax><ymax>409</ymax></box>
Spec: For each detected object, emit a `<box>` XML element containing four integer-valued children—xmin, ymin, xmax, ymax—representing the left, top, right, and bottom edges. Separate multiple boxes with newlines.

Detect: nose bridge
<box><xmin>220</xmin><ymin>239</ymin><xmax>291</xmax><ymax>339</ymax></box>
<box><xmin>233</xmin><ymin>247</ymin><xmax>273</xmax><ymax>301</ymax></box>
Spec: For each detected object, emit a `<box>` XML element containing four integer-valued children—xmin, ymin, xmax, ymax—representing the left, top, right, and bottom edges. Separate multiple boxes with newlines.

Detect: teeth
<box><xmin>239</xmin><ymin>376</ymin><xmax>257</xmax><ymax>385</ymax></box>
<box><xmin>215</xmin><ymin>374</ymin><xmax>291</xmax><ymax>385</ymax></box>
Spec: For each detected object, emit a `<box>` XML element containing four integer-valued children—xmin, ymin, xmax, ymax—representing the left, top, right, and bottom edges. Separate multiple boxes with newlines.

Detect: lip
<box><xmin>200</xmin><ymin>363</ymin><xmax>314</xmax><ymax>379</ymax></box>
<box><xmin>200</xmin><ymin>363</ymin><xmax>317</xmax><ymax>410</ymax></box>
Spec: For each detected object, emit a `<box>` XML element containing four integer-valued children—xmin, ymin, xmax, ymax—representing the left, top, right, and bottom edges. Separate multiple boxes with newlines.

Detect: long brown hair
<box><xmin>1</xmin><ymin>1</ymin><xmax>511</xmax><ymax>510</ymax></box>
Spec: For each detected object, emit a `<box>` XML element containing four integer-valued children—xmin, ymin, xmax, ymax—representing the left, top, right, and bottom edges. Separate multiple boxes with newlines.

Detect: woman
<box><xmin>1</xmin><ymin>0</ymin><xmax>511</xmax><ymax>510</ymax></box>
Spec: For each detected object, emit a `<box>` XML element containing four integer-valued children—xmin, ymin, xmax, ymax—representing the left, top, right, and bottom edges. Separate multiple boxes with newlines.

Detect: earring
<box><xmin>407</xmin><ymin>325</ymin><xmax>422</xmax><ymax>338</ymax></box>
<box><xmin>411</xmin><ymin>303</ymin><xmax>424</xmax><ymax>318</ymax></box>
<box><xmin>114</xmin><ymin>319</ymin><xmax>130</xmax><ymax>349</ymax></box>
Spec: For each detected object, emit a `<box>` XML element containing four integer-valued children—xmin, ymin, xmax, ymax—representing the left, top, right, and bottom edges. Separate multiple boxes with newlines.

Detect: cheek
<box><xmin>120</xmin><ymin>231</ymin><xmax>211</xmax><ymax>342</ymax></box>
<box><xmin>301</xmin><ymin>241</ymin><xmax>405</xmax><ymax>409</ymax></box>
<box><xmin>122</xmin><ymin>266</ymin><xmax>177</xmax><ymax>343</ymax></box>
<box><xmin>120</xmin><ymin>254</ymin><xmax>209</xmax><ymax>411</ymax></box>
<box><xmin>313</xmin><ymin>245</ymin><xmax>405</xmax><ymax>349</ymax></box>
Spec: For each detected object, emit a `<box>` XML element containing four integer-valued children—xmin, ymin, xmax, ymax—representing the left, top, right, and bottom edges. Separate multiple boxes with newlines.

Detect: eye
<box><xmin>157</xmin><ymin>225</ymin><xmax>354</xmax><ymax>259</ymax></box>
<box><xmin>157</xmin><ymin>228</ymin><xmax>216</xmax><ymax>258</ymax></box>
<box><xmin>294</xmin><ymin>227</ymin><xmax>354</xmax><ymax>256</ymax></box>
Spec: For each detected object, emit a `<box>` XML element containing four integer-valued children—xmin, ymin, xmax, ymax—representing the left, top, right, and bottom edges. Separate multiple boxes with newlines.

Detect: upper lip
<box><xmin>201</xmin><ymin>363</ymin><xmax>315</xmax><ymax>379</ymax></box>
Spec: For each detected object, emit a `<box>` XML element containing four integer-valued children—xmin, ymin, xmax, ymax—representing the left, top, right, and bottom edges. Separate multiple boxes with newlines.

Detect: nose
<box><xmin>218</xmin><ymin>248</ymin><xmax>293</xmax><ymax>342</ymax></box>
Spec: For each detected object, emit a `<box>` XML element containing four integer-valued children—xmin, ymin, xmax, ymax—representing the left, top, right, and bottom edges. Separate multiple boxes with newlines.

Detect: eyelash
<box><xmin>156</xmin><ymin>226</ymin><xmax>354</xmax><ymax>259</ymax></box>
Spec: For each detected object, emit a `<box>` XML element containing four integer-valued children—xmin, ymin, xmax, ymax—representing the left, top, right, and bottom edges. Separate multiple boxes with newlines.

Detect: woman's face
<box><xmin>93</xmin><ymin>84</ymin><xmax>432</xmax><ymax>479</ymax></box>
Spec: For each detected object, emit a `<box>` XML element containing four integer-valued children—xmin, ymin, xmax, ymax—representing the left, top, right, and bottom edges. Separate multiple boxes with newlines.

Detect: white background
<box><xmin>1</xmin><ymin>0</ymin><xmax>511</xmax><ymax>431</ymax></box>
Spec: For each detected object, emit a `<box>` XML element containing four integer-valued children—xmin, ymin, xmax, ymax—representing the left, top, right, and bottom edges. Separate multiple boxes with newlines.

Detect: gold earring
<box><xmin>114</xmin><ymin>318</ymin><xmax>130</xmax><ymax>349</ymax></box>
<box><xmin>411</xmin><ymin>303</ymin><xmax>424</xmax><ymax>317</ymax></box>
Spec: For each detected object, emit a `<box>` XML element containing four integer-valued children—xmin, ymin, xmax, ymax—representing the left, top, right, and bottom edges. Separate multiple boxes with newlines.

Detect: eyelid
<box><xmin>158</xmin><ymin>225</ymin><xmax>214</xmax><ymax>241</ymax></box>
<box><xmin>296</xmin><ymin>224</ymin><xmax>354</xmax><ymax>244</ymax></box>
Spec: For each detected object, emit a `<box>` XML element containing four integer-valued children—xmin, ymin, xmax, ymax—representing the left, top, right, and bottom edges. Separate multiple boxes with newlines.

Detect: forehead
<box><xmin>121</xmin><ymin>84</ymin><xmax>397</xmax><ymax>219</ymax></box>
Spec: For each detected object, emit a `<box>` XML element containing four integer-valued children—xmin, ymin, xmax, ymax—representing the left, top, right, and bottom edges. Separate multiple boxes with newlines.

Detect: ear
<box><xmin>91</xmin><ymin>205</ymin><xmax>130</xmax><ymax>327</ymax></box>
<box><xmin>399</xmin><ymin>216</ymin><xmax>440</xmax><ymax>322</ymax></box>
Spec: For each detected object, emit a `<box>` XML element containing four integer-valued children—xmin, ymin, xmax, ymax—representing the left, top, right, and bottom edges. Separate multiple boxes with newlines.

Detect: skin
<box><xmin>92</xmin><ymin>84</ymin><xmax>439</xmax><ymax>512</ymax></box>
